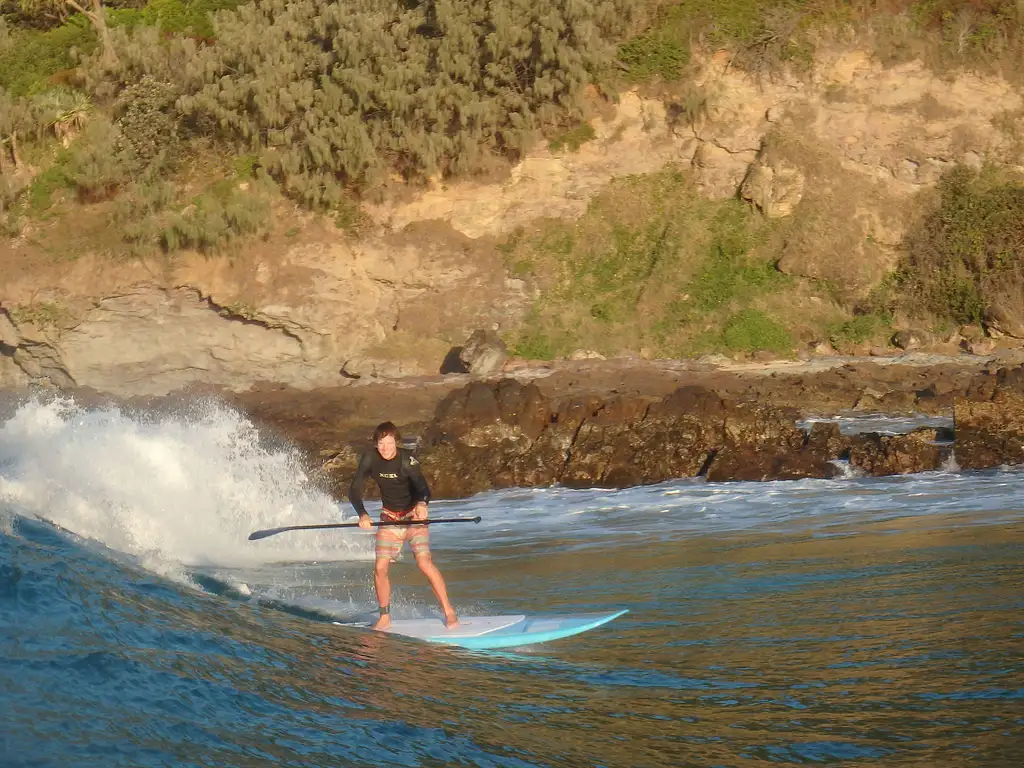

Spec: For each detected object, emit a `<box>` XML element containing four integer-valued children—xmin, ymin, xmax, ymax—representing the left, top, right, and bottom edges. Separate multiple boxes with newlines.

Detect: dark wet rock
<box><xmin>560</xmin><ymin>390</ymin><xmax>719</xmax><ymax>489</ymax></box>
<box><xmin>954</xmin><ymin>366</ymin><xmax>1024</xmax><ymax>469</ymax></box>
<box><xmin>913</xmin><ymin>377</ymin><xmax>963</xmax><ymax>410</ymax></box>
<box><xmin>706</xmin><ymin>446</ymin><xmax>840</xmax><ymax>482</ymax></box>
<box><xmin>216</xmin><ymin>355</ymin><xmax>1022</xmax><ymax>500</ymax></box>
<box><xmin>422</xmin><ymin>379</ymin><xmax>568</xmax><ymax>493</ymax></box>
<box><xmin>805</xmin><ymin>421</ymin><xmax>851</xmax><ymax>459</ymax></box>
<box><xmin>414</xmin><ymin>380</ymin><xmax>846</xmax><ymax>492</ymax></box>
<box><xmin>420</xmin><ymin>441</ymin><xmax>499</xmax><ymax>499</ymax></box>
<box><xmin>427</xmin><ymin>379</ymin><xmax>551</xmax><ymax>446</ymax></box>
<box><xmin>722</xmin><ymin>401</ymin><xmax>804</xmax><ymax>450</ymax></box>
<box><xmin>423</xmin><ymin>381</ymin><xmax>731</xmax><ymax>492</ymax></box>
<box><xmin>847</xmin><ymin>428</ymin><xmax>947</xmax><ymax>476</ymax></box>
<box><xmin>706</xmin><ymin>416</ymin><xmax>843</xmax><ymax>482</ymax></box>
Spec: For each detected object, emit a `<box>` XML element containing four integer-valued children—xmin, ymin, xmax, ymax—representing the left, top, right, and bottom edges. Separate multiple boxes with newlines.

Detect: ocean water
<box><xmin>2</xmin><ymin>396</ymin><xmax>1022</xmax><ymax>767</ymax></box>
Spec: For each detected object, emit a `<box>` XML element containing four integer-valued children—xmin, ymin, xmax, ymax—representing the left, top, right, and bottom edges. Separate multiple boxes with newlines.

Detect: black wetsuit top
<box><xmin>348</xmin><ymin>448</ymin><xmax>430</xmax><ymax>517</ymax></box>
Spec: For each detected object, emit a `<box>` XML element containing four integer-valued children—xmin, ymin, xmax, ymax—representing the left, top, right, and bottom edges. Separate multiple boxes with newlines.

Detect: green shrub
<box><xmin>112</xmin><ymin>75</ymin><xmax>182</xmax><ymax>167</ymax></box>
<box><xmin>333</xmin><ymin>194</ymin><xmax>370</xmax><ymax>236</ymax></box>
<box><xmin>894</xmin><ymin>164</ymin><xmax>1024</xmax><ymax>325</ymax></box>
<box><xmin>613</xmin><ymin>0</ymin><xmax>831</xmax><ymax>83</ymax></box>
<box><xmin>158</xmin><ymin>188</ymin><xmax>268</xmax><ymax>251</ymax></box>
<box><xmin>117</xmin><ymin>176</ymin><xmax>272</xmax><ymax>254</ymax></box>
<box><xmin>62</xmin><ymin>117</ymin><xmax>137</xmax><ymax>201</ymax></box>
<box><xmin>0</xmin><ymin>17</ymin><xmax>95</xmax><ymax>97</ymax></box>
<box><xmin>232</xmin><ymin>153</ymin><xmax>259</xmax><ymax>179</ymax></box>
<box><xmin>617</xmin><ymin>23</ymin><xmax>689</xmax><ymax>81</ymax></box>
<box><xmin>175</xmin><ymin>0</ymin><xmax>632</xmax><ymax>201</ymax></box>
<box><xmin>1</xmin><ymin>169</ymin><xmax>26</xmax><ymax>215</ymax></box>
<box><xmin>79</xmin><ymin>24</ymin><xmax>199</xmax><ymax>101</ymax></box>
<box><xmin>909</xmin><ymin>0</ymin><xmax>1022</xmax><ymax>60</ymax></box>
<box><xmin>115</xmin><ymin>177</ymin><xmax>178</xmax><ymax>252</ymax></box>
<box><xmin>108</xmin><ymin>0</ymin><xmax>246</xmax><ymax>38</ymax></box>
<box><xmin>29</xmin><ymin>87</ymin><xmax>92</xmax><ymax>138</ymax></box>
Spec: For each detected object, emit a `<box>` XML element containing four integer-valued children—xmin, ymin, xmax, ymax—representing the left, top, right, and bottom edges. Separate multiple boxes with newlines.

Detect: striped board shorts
<box><xmin>375</xmin><ymin>508</ymin><xmax>430</xmax><ymax>561</ymax></box>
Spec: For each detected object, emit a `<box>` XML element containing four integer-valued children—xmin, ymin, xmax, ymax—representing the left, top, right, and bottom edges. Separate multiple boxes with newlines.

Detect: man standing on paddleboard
<box><xmin>350</xmin><ymin>421</ymin><xmax>459</xmax><ymax>631</ymax></box>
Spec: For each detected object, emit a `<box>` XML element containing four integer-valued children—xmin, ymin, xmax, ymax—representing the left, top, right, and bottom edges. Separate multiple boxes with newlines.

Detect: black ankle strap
<box><xmin>379</xmin><ymin>604</ymin><xmax>390</xmax><ymax>615</ymax></box>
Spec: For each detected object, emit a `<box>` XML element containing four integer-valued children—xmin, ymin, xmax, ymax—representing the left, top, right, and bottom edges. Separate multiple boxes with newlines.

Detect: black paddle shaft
<box><xmin>247</xmin><ymin>516</ymin><xmax>482</xmax><ymax>541</ymax></box>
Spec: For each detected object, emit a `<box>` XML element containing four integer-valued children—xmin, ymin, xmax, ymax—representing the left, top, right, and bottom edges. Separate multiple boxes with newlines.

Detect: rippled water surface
<box><xmin>2</xmin><ymin>397</ymin><xmax>1022</xmax><ymax>767</ymax></box>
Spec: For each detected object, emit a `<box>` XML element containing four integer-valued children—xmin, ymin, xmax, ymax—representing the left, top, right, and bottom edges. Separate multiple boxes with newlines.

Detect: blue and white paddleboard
<box><xmin>334</xmin><ymin>609</ymin><xmax>628</xmax><ymax>650</ymax></box>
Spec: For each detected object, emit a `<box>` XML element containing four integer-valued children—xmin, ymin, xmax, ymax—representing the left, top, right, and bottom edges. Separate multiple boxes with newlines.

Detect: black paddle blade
<box><xmin>248</xmin><ymin>528</ymin><xmax>288</xmax><ymax>541</ymax></box>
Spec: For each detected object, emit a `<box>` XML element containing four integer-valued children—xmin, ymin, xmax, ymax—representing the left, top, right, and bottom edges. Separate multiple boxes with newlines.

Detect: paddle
<box><xmin>247</xmin><ymin>516</ymin><xmax>482</xmax><ymax>541</ymax></box>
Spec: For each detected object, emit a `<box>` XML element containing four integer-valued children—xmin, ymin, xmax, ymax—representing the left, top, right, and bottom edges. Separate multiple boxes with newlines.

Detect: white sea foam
<box><xmin>0</xmin><ymin>396</ymin><xmax>372</xmax><ymax>568</ymax></box>
<box><xmin>2</xmin><ymin>397</ymin><xmax>1021</xmax><ymax>572</ymax></box>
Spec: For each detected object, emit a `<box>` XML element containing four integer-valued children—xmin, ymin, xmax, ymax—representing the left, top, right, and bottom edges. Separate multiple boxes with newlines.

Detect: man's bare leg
<box><xmin>416</xmin><ymin>554</ymin><xmax>458</xmax><ymax>628</ymax></box>
<box><xmin>372</xmin><ymin>557</ymin><xmax>392</xmax><ymax>630</ymax></box>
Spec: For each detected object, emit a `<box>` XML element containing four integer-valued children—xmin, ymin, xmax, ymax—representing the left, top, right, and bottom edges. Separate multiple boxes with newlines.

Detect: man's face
<box><xmin>376</xmin><ymin>434</ymin><xmax>398</xmax><ymax>460</ymax></box>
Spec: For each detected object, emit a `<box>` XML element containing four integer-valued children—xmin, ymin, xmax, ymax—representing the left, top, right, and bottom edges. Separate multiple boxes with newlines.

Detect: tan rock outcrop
<box><xmin>2</xmin><ymin>223</ymin><xmax>531</xmax><ymax>395</ymax></box>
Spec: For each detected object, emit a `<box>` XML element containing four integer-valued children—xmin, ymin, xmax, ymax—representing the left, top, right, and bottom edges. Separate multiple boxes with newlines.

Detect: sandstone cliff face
<box><xmin>374</xmin><ymin>50</ymin><xmax>1022</xmax><ymax>294</ymax></box>
<box><xmin>2</xmin><ymin>48</ymin><xmax>1022</xmax><ymax>395</ymax></box>
<box><xmin>2</xmin><ymin>223</ymin><xmax>532</xmax><ymax>395</ymax></box>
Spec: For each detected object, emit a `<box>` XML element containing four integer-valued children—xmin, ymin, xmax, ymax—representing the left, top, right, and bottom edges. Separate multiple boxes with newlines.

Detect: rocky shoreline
<box><xmin>221</xmin><ymin>352</ymin><xmax>1024</xmax><ymax>501</ymax></box>
<box><xmin>3</xmin><ymin>352</ymin><xmax>1022</xmax><ymax>503</ymax></box>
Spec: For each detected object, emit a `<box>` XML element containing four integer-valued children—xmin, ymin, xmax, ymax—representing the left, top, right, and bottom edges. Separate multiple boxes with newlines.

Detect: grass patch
<box><xmin>26</xmin><ymin>157</ymin><xmax>72</xmax><ymax>215</ymax></box>
<box><xmin>685</xmin><ymin>202</ymin><xmax>789</xmax><ymax>312</ymax></box>
<box><xmin>827</xmin><ymin>312</ymin><xmax>892</xmax><ymax>346</ymax></box>
<box><xmin>503</xmin><ymin>167</ymin><xmax>796</xmax><ymax>359</ymax></box>
<box><xmin>549</xmin><ymin>123</ymin><xmax>597</xmax><ymax>153</ymax></box>
<box><xmin>720</xmin><ymin>308</ymin><xmax>792</xmax><ymax>354</ymax></box>
<box><xmin>6</xmin><ymin>301</ymin><xmax>68</xmax><ymax>330</ymax></box>
<box><xmin>512</xmin><ymin>330</ymin><xmax>560</xmax><ymax>361</ymax></box>
<box><xmin>759</xmin><ymin>126</ymin><xmax>907</xmax><ymax>300</ymax></box>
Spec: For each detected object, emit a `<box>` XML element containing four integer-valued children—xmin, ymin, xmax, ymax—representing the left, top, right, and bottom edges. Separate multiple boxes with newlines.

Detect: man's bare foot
<box><xmin>371</xmin><ymin>615</ymin><xmax>391</xmax><ymax>631</ymax></box>
<box><xmin>444</xmin><ymin>612</ymin><xmax>459</xmax><ymax>629</ymax></box>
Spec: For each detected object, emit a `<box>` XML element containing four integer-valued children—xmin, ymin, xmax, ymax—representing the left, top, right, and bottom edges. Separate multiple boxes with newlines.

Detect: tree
<box><xmin>14</xmin><ymin>0</ymin><xmax>118</xmax><ymax>65</ymax></box>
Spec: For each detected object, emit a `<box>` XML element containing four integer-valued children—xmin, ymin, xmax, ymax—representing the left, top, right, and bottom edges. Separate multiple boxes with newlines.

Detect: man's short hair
<box><xmin>373</xmin><ymin>421</ymin><xmax>401</xmax><ymax>444</ymax></box>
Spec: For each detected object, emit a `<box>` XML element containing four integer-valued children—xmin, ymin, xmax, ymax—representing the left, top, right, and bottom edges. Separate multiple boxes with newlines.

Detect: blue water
<box><xmin>2</xmin><ymin>396</ymin><xmax>1023</xmax><ymax>766</ymax></box>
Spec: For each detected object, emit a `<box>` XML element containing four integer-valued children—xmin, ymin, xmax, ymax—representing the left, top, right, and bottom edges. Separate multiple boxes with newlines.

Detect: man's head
<box><xmin>373</xmin><ymin>421</ymin><xmax>400</xmax><ymax>460</ymax></box>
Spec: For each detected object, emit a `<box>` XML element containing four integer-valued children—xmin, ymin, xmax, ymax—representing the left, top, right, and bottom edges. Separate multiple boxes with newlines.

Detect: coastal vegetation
<box><xmin>501</xmin><ymin>169</ymin><xmax>805</xmax><ymax>359</ymax></box>
<box><xmin>882</xmin><ymin>165</ymin><xmax>1024</xmax><ymax>331</ymax></box>
<box><xmin>2</xmin><ymin>0</ymin><xmax>1024</xmax><ymax>358</ymax></box>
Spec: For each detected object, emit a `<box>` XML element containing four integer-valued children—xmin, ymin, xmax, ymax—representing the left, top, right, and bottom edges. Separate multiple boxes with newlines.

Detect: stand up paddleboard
<box><xmin>334</xmin><ymin>609</ymin><xmax>628</xmax><ymax>650</ymax></box>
